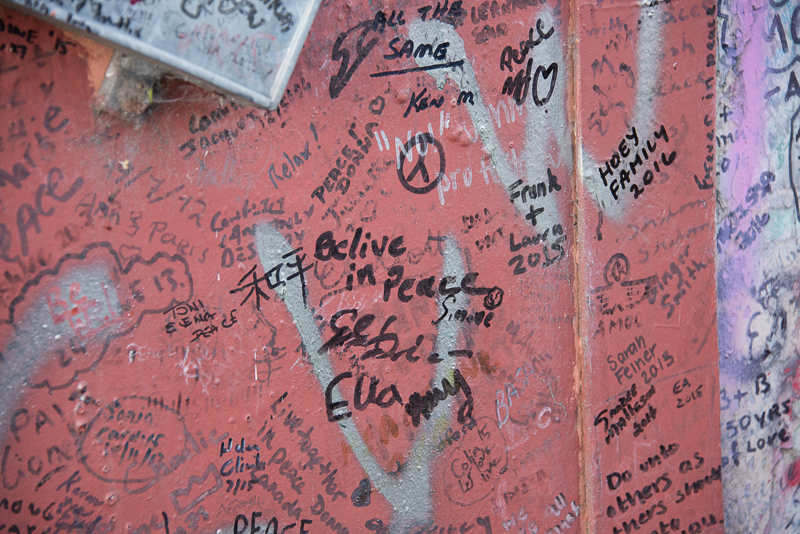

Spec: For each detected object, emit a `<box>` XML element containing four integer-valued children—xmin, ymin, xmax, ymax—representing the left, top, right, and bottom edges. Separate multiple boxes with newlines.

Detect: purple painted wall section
<box><xmin>716</xmin><ymin>0</ymin><xmax>800</xmax><ymax>530</ymax></box>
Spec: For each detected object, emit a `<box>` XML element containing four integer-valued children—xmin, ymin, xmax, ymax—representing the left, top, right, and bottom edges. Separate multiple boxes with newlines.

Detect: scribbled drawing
<box><xmin>75</xmin><ymin>395</ymin><xmax>204</xmax><ymax>494</ymax></box>
<box><xmin>168</xmin><ymin>462</ymin><xmax>224</xmax><ymax>514</ymax></box>
<box><xmin>0</xmin><ymin>242</ymin><xmax>192</xmax><ymax>442</ymax></box>
<box><xmin>45</xmin><ymin>280</ymin><xmax>117</xmax><ymax>339</ymax></box>
<box><xmin>444</xmin><ymin>416</ymin><xmax>508</xmax><ymax>506</ymax></box>
<box><xmin>256</xmin><ymin>221</ymin><xmax>506</xmax><ymax>532</ymax></box>
<box><xmin>746</xmin><ymin>309</ymin><xmax>786</xmax><ymax>363</ymax></box>
<box><xmin>766</xmin><ymin>56</ymin><xmax>800</xmax><ymax>75</ymax></box>
<box><xmin>787</xmin><ymin>106</ymin><xmax>800</xmax><ymax>223</ymax></box>
<box><xmin>592</xmin><ymin>253</ymin><xmax>656</xmax><ymax>315</ymax></box>
<box><xmin>745</xmin><ymin>275</ymin><xmax>794</xmax><ymax>362</ymax></box>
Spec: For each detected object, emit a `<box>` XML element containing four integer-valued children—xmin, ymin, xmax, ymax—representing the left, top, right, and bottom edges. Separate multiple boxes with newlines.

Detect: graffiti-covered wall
<box><xmin>576</xmin><ymin>0</ymin><xmax>724</xmax><ymax>529</ymax></box>
<box><xmin>0</xmin><ymin>0</ymin><xmax>731</xmax><ymax>531</ymax></box>
<box><xmin>716</xmin><ymin>0</ymin><xmax>800</xmax><ymax>531</ymax></box>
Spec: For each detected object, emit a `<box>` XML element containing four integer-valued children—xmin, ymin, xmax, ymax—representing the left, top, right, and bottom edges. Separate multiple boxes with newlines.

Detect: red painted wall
<box><xmin>0</xmin><ymin>0</ymin><xmax>721</xmax><ymax>531</ymax></box>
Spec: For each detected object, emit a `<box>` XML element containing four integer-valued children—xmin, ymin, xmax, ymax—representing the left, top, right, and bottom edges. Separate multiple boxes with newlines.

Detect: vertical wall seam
<box><xmin>567</xmin><ymin>0</ymin><xmax>591</xmax><ymax>532</ymax></box>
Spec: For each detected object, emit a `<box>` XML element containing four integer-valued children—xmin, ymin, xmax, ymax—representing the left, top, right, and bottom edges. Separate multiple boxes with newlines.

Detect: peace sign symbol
<box><xmin>396</xmin><ymin>133</ymin><xmax>446</xmax><ymax>195</ymax></box>
<box><xmin>603</xmin><ymin>253</ymin><xmax>631</xmax><ymax>285</ymax></box>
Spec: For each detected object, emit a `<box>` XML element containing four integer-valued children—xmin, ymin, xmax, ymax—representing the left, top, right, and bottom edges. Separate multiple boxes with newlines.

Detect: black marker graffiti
<box><xmin>396</xmin><ymin>133</ymin><xmax>445</xmax><ymax>195</ymax></box>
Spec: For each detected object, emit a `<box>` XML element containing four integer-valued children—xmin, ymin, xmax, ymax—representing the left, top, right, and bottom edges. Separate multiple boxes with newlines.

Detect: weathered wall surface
<box><xmin>575</xmin><ymin>0</ymin><xmax>724</xmax><ymax>531</ymax></box>
<box><xmin>0</xmin><ymin>0</ymin><xmax>726</xmax><ymax>532</ymax></box>
<box><xmin>715</xmin><ymin>0</ymin><xmax>800</xmax><ymax>531</ymax></box>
